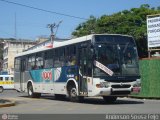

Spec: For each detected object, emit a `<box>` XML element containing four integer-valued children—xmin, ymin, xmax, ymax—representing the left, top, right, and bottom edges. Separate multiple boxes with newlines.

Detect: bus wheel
<box><xmin>0</xmin><ymin>86</ymin><xmax>3</xmax><ymax>93</ymax></box>
<box><xmin>69</xmin><ymin>86</ymin><xmax>78</xmax><ymax>102</ymax></box>
<box><xmin>68</xmin><ymin>86</ymin><xmax>84</xmax><ymax>102</ymax></box>
<box><xmin>28</xmin><ymin>83</ymin><xmax>34</xmax><ymax>97</ymax></box>
<box><xmin>103</xmin><ymin>96</ymin><xmax>117</xmax><ymax>103</ymax></box>
<box><xmin>27</xmin><ymin>83</ymin><xmax>41</xmax><ymax>98</ymax></box>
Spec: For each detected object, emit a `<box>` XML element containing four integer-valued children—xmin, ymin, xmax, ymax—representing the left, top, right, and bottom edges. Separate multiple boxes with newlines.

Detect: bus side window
<box><xmin>66</xmin><ymin>45</ymin><xmax>76</xmax><ymax>66</ymax></box>
<box><xmin>65</xmin><ymin>47</ymin><xmax>70</xmax><ymax>66</ymax></box>
<box><xmin>54</xmin><ymin>49</ymin><xmax>61</xmax><ymax>68</ymax></box>
<box><xmin>59</xmin><ymin>47</ymin><xmax>65</xmax><ymax>66</ymax></box>
<box><xmin>44</xmin><ymin>50</ymin><xmax>53</xmax><ymax>68</ymax></box>
<box><xmin>36</xmin><ymin>52</ymin><xmax>44</xmax><ymax>69</ymax></box>
<box><xmin>15</xmin><ymin>57</ymin><xmax>20</xmax><ymax>72</ymax></box>
<box><xmin>27</xmin><ymin>55</ymin><xmax>36</xmax><ymax>70</ymax></box>
<box><xmin>0</xmin><ymin>77</ymin><xmax>3</xmax><ymax>81</ymax></box>
<box><xmin>11</xmin><ymin>77</ymin><xmax>14</xmax><ymax>81</ymax></box>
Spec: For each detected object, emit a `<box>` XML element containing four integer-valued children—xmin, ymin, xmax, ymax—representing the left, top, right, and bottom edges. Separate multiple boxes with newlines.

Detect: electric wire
<box><xmin>0</xmin><ymin>0</ymin><xmax>88</xmax><ymax>20</ymax></box>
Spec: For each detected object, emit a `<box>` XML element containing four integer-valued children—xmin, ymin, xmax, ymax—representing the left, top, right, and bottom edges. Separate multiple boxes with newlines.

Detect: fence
<box><xmin>139</xmin><ymin>58</ymin><xmax>160</xmax><ymax>98</ymax></box>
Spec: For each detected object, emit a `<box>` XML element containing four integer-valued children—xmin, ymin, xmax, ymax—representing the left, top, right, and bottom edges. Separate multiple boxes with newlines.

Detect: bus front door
<box><xmin>20</xmin><ymin>58</ymin><xmax>26</xmax><ymax>92</ymax></box>
<box><xmin>78</xmin><ymin>47</ymin><xmax>88</xmax><ymax>96</ymax></box>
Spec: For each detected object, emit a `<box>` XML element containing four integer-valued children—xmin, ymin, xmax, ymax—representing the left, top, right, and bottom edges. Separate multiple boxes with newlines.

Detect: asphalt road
<box><xmin>0</xmin><ymin>90</ymin><xmax>160</xmax><ymax>114</ymax></box>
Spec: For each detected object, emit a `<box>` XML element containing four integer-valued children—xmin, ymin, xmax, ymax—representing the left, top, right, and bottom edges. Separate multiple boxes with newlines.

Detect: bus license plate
<box><xmin>132</xmin><ymin>87</ymin><xmax>140</xmax><ymax>93</ymax></box>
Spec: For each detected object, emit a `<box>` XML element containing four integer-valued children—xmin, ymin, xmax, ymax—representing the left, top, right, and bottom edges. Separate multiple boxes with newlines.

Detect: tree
<box><xmin>72</xmin><ymin>4</ymin><xmax>160</xmax><ymax>58</ymax></box>
<box><xmin>72</xmin><ymin>16</ymin><xmax>97</xmax><ymax>37</ymax></box>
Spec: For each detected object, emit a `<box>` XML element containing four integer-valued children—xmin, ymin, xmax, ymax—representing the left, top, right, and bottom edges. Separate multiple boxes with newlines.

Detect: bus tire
<box><xmin>0</xmin><ymin>86</ymin><xmax>3</xmax><ymax>93</ymax></box>
<box><xmin>27</xmin><ymin>83</ymin><xmax>41</xmax><ymax>98</ymax></box>
<box><xmin>103</xmin><ymin>96</ymin><xmax>117</xmax><ymax>103</ymax></box>
<box><xmin>68</xmin><ymin>85</ymin><xmax>84</xmax><ymax>102</ymax></box>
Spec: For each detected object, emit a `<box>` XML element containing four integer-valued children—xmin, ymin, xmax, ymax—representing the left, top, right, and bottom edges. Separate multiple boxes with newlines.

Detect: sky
<box><xmin>0</xmin><ymin>0</ymin><xmax>160</xmax><ymax>40</ymax></box>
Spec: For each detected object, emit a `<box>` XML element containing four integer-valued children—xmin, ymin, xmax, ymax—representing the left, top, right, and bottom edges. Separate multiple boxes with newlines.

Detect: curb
<box><xmin>128</xmin><ymin>95</ymin><xmax>160</xmax><ymax>100</ymax></box>
<box><xmin>0</xmin><ymin>99</ymin><xmax>15</xmax><ymax>108</ymax></box>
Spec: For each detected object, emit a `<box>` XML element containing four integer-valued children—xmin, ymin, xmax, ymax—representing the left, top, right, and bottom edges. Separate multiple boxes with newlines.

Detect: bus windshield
<box><xmin>93</xmin><ymin>35</ymin><xmax>139</xmax><ymax>77</ymax></box>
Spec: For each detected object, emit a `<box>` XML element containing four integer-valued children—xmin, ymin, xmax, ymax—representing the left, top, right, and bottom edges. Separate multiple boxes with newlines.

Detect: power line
<box><xmin>0</xmin><ymin>0</ymin><xmax>88</xmax><ymax>20</ymax></box>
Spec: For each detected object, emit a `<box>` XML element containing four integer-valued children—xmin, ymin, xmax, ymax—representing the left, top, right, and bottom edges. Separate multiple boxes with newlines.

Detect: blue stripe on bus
<box><xmin>29</xmin><ymin>66</ymin><xmax>78</xmax><ymax>83</ymax></box>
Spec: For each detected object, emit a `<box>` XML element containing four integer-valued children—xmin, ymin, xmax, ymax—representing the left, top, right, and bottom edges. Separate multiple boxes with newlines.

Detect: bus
<box><xmin>14</xmin><ymin>34</ymin><xmax>141</xmax><ymax>103</ymax></box>
<box><xmin>0</xmin><ymin>75</ymin><xmax>14</xmax><ymax>93</ymax></box>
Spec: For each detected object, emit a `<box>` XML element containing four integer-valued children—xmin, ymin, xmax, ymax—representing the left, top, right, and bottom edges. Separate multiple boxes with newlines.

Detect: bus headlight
<box><xmin>96</xmin><ymin>82</ymin><xmax>110</xmax><ymax>88</ymax></box>
<box><xmin>133</xmin><ymin>79</ymin><xmax>141</xmax><ymax>87</ymax></box>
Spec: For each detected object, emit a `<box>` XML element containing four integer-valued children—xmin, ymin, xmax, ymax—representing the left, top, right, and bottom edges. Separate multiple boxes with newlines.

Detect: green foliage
<box><xmin>72</xmin><ymin>4</ymin><xmax>160</xmax><ymax>58</ymax></box>
<box><xmin>72</xmin><ymin>16</ymin><xmax>97</xmax><ymax>37</ymax></box>
<box><xmin>139</xmin><ymin>59</ymin><xmax>160</xmax><ymax>97</ymax></box>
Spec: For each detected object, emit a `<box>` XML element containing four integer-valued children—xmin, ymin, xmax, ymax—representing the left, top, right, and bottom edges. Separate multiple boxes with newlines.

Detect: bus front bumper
<box><xmin>97</xmin><ymin>87</ymin><xmax>133</xmax><ymax>96</ymax></box>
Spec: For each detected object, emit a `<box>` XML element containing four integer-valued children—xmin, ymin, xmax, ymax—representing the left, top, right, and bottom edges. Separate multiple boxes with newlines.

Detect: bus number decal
<box><xmin>42</xmin><ymin>70</ymin><xmax>52</xmax><ymax>80</ymax></box>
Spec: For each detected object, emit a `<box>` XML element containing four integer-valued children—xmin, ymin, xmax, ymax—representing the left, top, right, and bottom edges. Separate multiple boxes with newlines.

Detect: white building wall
<box><xmin>2</xmin><ymin>40</ymin><xmax>36</xmax><ymax>74</ymax></box>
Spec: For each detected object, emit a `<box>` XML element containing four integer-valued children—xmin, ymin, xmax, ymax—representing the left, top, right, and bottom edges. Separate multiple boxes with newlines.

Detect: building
<box><xmin>1</xmin><ymin>37</ymin><xmax>68</xmax><ymax>75</ymax></box>
<box><xmin>2</xmin><ymin>39</ymin><xmax>37</xmax><ymax>74</ymax></box>
<box><xmin>0</xmin><ymin>39</ymin><xmax>3</xmax><ymax>71</ymax></box>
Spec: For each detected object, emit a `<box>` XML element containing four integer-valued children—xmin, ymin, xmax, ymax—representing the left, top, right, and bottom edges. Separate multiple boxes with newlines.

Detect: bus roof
<box><xmin>0</xmin><ymin>75</ymin><xmax>14</xmax><ymax>77</ymax></box>
<box><xmin>15</xmin><ymin>34</ymin><xmax>132</xmax><ymax>58</ymax></box>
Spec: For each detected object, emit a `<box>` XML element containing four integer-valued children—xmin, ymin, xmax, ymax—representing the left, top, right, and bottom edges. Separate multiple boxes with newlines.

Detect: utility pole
<box><xmin>47</xmin><ymin>21</ymin><xmax>62</xmax><ymax>47</ymax></box>
<box><xmin>47</xmin><ymin>23</ymin><xmax>56</xmax><ymax>47</ymax></box>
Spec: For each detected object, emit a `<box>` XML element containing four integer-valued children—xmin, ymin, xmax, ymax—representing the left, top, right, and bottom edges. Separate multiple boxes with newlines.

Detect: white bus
<box><xmin>14</xmin><ymin>34</ymin><xmax>141</xmax><ymax>103</ymax></box>
<box><xmin>0</xmin><ymin>75</ymin><xmax>14</xmax><ymax>93</ymax></box>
